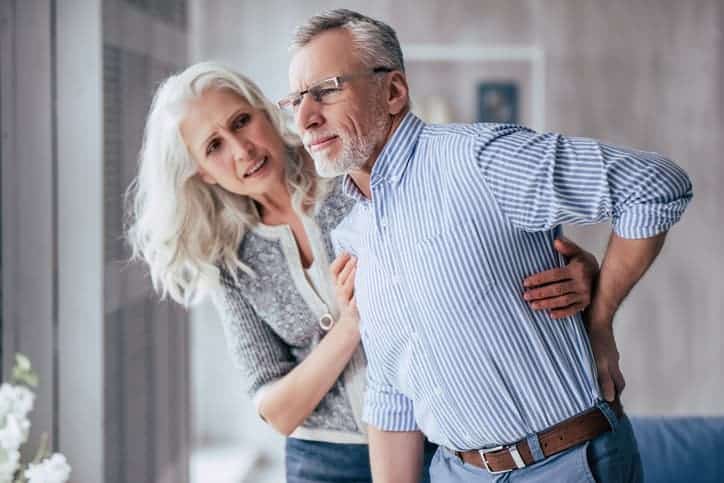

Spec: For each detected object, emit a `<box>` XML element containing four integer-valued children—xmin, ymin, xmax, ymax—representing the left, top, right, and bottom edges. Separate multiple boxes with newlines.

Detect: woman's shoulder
<box><xmin>314</xmin><ymin>177</ymin><xmax>357</xmax><ymax>233</ymax></box>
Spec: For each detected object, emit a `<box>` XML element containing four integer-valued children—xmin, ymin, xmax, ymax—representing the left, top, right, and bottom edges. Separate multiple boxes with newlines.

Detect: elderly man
<box><xmin>281</xmin><ymin>9</ymin><xmax>692</xmax><ymax>483</ymax></box>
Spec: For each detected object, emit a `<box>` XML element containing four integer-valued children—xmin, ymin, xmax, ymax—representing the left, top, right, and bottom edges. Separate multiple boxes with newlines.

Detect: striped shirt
<box><xmin>334</xmin><ymin>112</ymin><xmax>692</xmax><ymax>451</ymax></box>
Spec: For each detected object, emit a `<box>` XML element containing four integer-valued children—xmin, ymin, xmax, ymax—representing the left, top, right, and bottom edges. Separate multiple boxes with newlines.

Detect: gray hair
<box><xmin>125</xmin><ymin>61</ymin><xmax>327</xmax><ymax>306</ymax></box>
<box><xmin>291</xmin><ymin>9</ymin><xmax>405</xmax><ymax>73</ymax></box>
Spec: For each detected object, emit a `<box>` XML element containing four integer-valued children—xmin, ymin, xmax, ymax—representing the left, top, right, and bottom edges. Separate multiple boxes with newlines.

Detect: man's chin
<box><xmin>313</xmin><ymin>157</ymin><xmax>346</xmax><ymax>178</ymax></box>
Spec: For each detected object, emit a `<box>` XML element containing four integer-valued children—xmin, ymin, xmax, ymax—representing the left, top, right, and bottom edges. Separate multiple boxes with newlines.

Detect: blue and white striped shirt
<box><xmin>334</xmin><ymin>112</ymin><xmax>692</xmax><ymax>451</ymax></box>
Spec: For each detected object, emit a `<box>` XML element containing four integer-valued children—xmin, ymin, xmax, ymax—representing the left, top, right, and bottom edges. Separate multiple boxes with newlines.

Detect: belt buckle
<box><xmin>478</xmin><ymin>446</ymin><xmax>510</xmax><ymax>475</ymax></box>
<box><xmin>479</xmin><ymin>444</ymin><xmax>526</xmax><ymax>474</ymax></box>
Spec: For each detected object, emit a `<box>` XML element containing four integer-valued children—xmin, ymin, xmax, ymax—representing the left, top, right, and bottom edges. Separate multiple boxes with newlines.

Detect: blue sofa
<box><xmin>630</xmin><ymin>417</ymin><xmax>724</xmax><ymax>483</ymax></box>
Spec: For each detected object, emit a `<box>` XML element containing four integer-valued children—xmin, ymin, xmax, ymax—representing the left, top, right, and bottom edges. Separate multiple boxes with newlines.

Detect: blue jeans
<box><xmin>429</xmin><ymin>407</ymin><xmax>643</xmax><ymax>482</ymax></box>
<box><xmin>285</xmin><ymin>437</ymin><xmax>438</xmax><ymax>483</ymax></box>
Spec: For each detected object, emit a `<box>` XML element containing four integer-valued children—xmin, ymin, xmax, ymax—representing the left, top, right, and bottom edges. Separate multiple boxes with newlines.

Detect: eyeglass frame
<box><xmin>277</xmin><ymin>66</ymin><xmax>394</xmax><ymax>113</ymax></box>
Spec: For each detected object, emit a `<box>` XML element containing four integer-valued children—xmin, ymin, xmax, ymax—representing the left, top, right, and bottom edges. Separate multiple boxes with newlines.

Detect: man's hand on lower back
<box><xmin>586</xmin><ymin>320</ymin><xmax>626</xmax><ymax>402</ymax></box>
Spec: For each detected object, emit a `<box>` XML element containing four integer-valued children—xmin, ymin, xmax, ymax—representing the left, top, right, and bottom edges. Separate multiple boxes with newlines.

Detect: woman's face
<box><xmin>180</xmin><ymin>87</ymin><xmax>288</xmax><ymax>199</ymax></box>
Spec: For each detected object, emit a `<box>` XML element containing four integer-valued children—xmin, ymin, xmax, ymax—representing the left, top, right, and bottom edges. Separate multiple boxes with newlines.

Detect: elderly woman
<box><xmin>126</xmin><ymin>61</ymin><xmax>599</xmax><ymax>483</ymax></box>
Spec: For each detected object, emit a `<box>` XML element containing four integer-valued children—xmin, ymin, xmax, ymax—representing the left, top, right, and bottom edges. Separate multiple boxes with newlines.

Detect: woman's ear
<box><xmin>196</xmin><ymin>166</ymin><xmax>217</xmax><ymax>185</ymax></box>
<box><xmin>386</xmin><ymin>71</ymin><xmax>410</xmax><ymax>116</ymax></box>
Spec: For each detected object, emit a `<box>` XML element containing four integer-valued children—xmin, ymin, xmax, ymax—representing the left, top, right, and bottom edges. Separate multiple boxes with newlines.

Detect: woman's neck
<box><xmin>254</xmin><ymin>185</ymin><xmax>294</xmax><ymax>225</ymax></box>
<box><xmin>254</xmin><ymin>153</ymin><xmax>319</xmax><ymax>225</ymax></box>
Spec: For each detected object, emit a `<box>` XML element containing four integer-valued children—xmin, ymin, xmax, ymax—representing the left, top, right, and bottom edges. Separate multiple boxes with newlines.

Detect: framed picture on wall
<box><xmin>402</xmin><ymin>44</ymin><xmax>544</xmax><ymax>130</ymax></box>
<box><xmin>477</xmin><ymin>82</ymin><xmax>519</xmax><ymax>124</ymax></box>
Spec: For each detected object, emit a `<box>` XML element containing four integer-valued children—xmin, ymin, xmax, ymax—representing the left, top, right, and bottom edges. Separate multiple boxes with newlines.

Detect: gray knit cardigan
<box><xmin>211</xmin><ymin>180</ymin><xmax>368</xmax><ymax>443</ymax></box>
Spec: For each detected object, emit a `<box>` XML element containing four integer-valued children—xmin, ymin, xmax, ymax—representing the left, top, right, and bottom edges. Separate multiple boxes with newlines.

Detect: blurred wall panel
<box><xmin>102</xmin><ymin>1</ymin><xmax>190</xmax><ymax>482</ymax></box>
<box><xmin>0</xmin><ymin>0</ymin><xmax>56</xmax><ymax>464</ymax></box>
<box><xmin>0</xmin><ymin>1</ymin><xmax>192</xmax><ymax>482</ymax></box>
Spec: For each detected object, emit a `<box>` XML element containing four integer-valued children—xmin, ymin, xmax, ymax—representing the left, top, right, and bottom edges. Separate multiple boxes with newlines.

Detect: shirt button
<box><xmin>434</xmin><ymin>386</ymin><xmax>443</xmax><ymax>396</ymax></box>
<box><xmin>380</xmin><ymin>219</ymin><xmax>388</xmax><ymax>229</ymax></box>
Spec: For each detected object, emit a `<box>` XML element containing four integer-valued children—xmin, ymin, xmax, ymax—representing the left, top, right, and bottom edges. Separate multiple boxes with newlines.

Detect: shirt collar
<box><xmin>341</xmin><ymin>111</ymin><xmax>425</xmax><ymax>200</ymax></box>
<box><xmin>341</xmin><ymin>174</ymin><xmax>368</xmax><ymax>203</ymax></box>
<box><xmin>371</xmin><ymin>111</ymin><xmax>424</xmax><ymax>187</ymax></box>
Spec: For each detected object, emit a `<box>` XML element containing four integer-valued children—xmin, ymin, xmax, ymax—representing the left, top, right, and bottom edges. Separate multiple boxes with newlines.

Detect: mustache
<box><xmin>303</xmin><ymin>132</ymin><xmax>337</xmax><ymax>145</ymax></box>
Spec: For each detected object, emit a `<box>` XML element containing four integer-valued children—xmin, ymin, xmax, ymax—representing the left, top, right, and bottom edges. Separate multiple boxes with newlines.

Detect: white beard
<box><xmin>309</xmin><ymin>102</ymin><xmax>389</xmax><ymax>178</ymax></box>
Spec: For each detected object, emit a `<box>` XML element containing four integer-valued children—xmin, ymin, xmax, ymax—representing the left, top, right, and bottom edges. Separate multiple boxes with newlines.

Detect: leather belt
<box><xmin>454</xmin><ymin>400</ymin><xmax>623</xmax><ymax>474</ymax></box>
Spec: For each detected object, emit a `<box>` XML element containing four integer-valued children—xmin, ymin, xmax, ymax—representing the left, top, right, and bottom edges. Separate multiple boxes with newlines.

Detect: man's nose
<box><xmin>295</xmin><ymin>93</ymin><xmax>324</xmax><ymax>134</ymax></box>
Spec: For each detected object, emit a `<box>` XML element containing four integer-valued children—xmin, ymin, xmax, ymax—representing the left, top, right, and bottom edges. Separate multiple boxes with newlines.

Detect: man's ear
<box><xmin>386</xmin><ymin>71</ymin><xmax>409</xmax><ymax>116</ymax></box>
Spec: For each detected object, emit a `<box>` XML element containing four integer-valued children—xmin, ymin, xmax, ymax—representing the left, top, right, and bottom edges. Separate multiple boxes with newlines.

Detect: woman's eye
<box><xmin>206</xmin><ymin>139</ymin><xmax>221</xmax><ymax>155</ymax></box>
<box><xmin>232</xmin><ymin>114</ymin><xmax>250</xmax><ymax>130</ymax></box>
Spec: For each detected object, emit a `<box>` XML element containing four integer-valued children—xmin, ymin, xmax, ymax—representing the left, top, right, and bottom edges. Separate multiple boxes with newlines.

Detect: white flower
<box><xmin>11</xmin><ymin>386</ymin><xmax>34</xmax><ymax>419</ymax></box>
<box><xmin>0</xmin><ymin>383</ymin><xmax>35</xmax><ymax>423</ymax></box>
<box><xmin>0</xmin><ymin>413</ymin><xmax>29</xmax><ymax>451</ymax></box>
<box><xmin>0</xmin><ymin>447</ymin><xmax>19</xmax><ymax>483</ymax></box>
<box><xmin>25</xmin><ymin>454</ymin><xmax>71</xmax><ymax>483</ymax></box>
<box><xmin>0</xmin><ymin>385</ymin><xmax>14</xmax><ymax>420</ymax></box>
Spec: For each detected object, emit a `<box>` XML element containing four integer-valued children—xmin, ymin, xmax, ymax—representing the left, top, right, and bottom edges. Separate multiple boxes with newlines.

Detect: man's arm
<box><xmin>368</xmin><ymin>426</ymin><xmax>424</xmax><ymax>483</ymax></box>
<box><xmin>585</xmin><ymin>232</ymin><xmax>667</xmax><ymax>401</ymax></box>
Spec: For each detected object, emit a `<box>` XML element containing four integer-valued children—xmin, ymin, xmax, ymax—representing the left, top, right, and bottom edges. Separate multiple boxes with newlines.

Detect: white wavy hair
<box><xmin>126</xmin><ymin>61</ymin><xmax>326</xmax><ymax>306</ymax></box>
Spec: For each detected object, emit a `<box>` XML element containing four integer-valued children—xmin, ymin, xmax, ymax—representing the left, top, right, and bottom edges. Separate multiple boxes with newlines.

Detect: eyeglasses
<box><xmin>277</xmin><ymin>67</ymin><xmax>393</xmax><ymax>114</ymax></box>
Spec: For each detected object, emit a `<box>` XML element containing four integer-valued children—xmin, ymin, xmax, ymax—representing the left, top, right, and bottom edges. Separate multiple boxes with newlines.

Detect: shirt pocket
<box><xmin>411</xmin><ymin>217</ymin><xmax>497</xmax><ymax>314</ymax></box>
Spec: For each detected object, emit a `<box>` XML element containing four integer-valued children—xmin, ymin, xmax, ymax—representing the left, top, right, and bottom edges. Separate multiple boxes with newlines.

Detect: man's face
<box><xmin>288</xmin><ymin>28</ymin><xmax>390</xmax><ymax>177</ymax></box>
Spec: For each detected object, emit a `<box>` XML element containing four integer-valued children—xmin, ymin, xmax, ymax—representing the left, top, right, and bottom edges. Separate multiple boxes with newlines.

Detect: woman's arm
<box><xmin>258</xmin><ymin>252</ymin><xmax>361</xmax><ymax>435</ymax></box>
<box><xmin>522</xmin><ymin>236</ymin><xmax>599</xmax><ymax>319</ymax></box>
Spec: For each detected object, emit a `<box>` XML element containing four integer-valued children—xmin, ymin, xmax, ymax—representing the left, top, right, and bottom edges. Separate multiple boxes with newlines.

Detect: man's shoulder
<box><xmin>416</xmin><ymin>122</ymin><xmax>535</xmax><ymax>167</ymax></box>
<box><xmin>421</xmin><ymin>121</ymin><xmax>528</xmax><ymax>142</ymax></box>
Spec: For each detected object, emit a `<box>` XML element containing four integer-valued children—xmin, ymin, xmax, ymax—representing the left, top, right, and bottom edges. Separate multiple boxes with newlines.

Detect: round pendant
<box><xmin>319</xmin><ymin>313</ymin><xmax>335</xmax><ymax>331</ymax></box>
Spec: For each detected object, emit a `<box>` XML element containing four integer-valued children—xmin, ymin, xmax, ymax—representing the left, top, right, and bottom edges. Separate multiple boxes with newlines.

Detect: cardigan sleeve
<box><xmin>211</xmin><ymin>279</ymin><xmax>296</xmax><ymax>398</ymax></box>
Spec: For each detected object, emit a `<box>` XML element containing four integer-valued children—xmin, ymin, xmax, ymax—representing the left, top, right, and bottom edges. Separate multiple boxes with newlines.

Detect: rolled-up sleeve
<box><xmin>363</xmin><ymin>375</ymin><xmax>418</xmax><ymax>431</ymax></box>
<box><xmin>475</xmin><ymin>125</ymin><xmax>693</xmax><ymax>238</ymax></box>
<box><xmin>362</xmin><ymin>338</ymin><xmax>418</xmax><ymax>431</ymax></box>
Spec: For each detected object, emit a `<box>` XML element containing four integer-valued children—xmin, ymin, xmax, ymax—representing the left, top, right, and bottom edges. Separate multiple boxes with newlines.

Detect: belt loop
<box><xmin>596</xmin><ymin>399</ymin><xmax>619</xmax><ymax>431</ymax></box>
<box><xmin>526</xmin><ymin>433</ymin><xmax>545</xmax><ymax>462</ymax></box>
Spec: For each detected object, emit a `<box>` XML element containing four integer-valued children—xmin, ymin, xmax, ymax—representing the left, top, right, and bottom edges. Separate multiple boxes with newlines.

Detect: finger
<box><xmin>330</xmin><ymin>252</ymin><xmax>352</xmax><ymax>278</ymax></box>
<box><xmin>340</xmin><ymin>266</ymin><xmax>357</xmax><ymax>299</ymax></box>
<box><xmin>340</xmin><ymin>260</ymin><xmax>358</xmax><ymax>287</ymax></box>
<box><xmin>553</xmin><ymin>236</ymin><xmax>582</xmax><ymax>258</ymax></box>
<box><xmin>337</xmin><ymin>257</ymin><xmax>357</xmax><ymax>286</ymax></box>
<box><xmin>549</xmin><ymin>302</ymin><xmax>587</xmax><ymax>319</ymax></box>
<box><xmin>530</xmin><ymin>294</ymin><xmax>582</xmax><ymax>311</ymax></box>
<box><xmin>598</xmin><ymin>368</ymin><xmax>616</xmax><ymax>402</ymax></box>
<box><xmin>524</xmin><ymin>280</ymin><xmax>578</xmax><ymax>301</ymax></box>
<box><xmin>523</xmin><ymin>267</ymin><xmax>570</xmax><ymax>288</ymax></box>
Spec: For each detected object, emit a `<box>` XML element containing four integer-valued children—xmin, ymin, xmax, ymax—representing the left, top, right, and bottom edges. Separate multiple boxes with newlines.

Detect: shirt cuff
<box><xmin>362</xmin><ymin>381</ymin><xmax>418</xmax><ymax>431</ymax></box>
<box><xmin>613</xmin><ymin>199</ymin><xmax>690</xmax><ymax>239</ymax></box>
